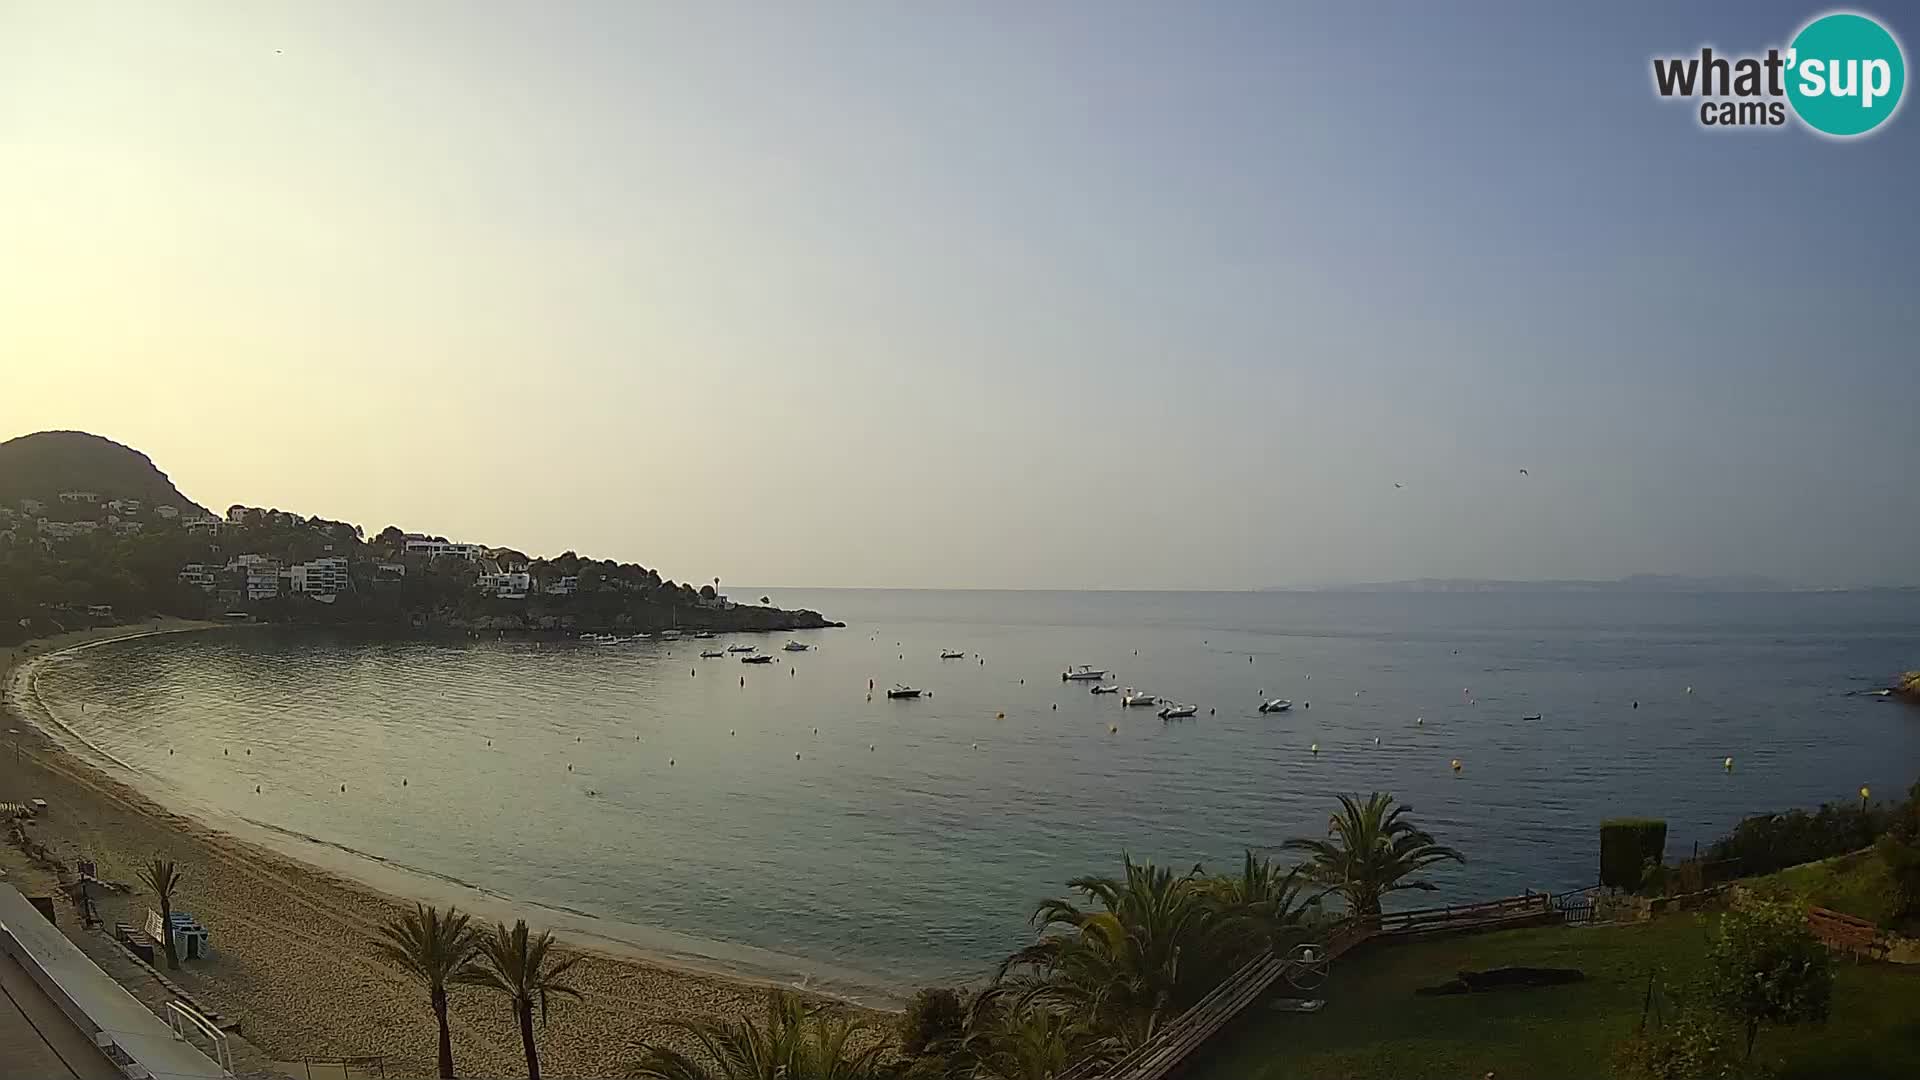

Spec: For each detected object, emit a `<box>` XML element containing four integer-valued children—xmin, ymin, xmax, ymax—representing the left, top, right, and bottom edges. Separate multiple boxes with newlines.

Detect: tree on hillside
<box><xmin>372</xmin><ymin>904</ymin><xmax>478</xmax><ymax>1079</ymax></box>
<box><xmin>1705</xmin><ymin>896</ymin><xmax>1833</xmax><ymax>1059</ymax></box>
<box><xmin>1282</xmin><ymin>792</ymin><xmax>1463</xmax><ymax>919</ymax></box>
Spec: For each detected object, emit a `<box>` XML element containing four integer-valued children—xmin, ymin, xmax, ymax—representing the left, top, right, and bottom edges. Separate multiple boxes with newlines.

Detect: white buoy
<box><xmin>1310</xmin><ymin>743</ymin><xmax>1319</xmax><ymax>754</ymax></box>
<box><xmin>1416</xmin><ymin>717</ymin><xmax>1423</xmax><ymax>725</ymax></box>
<box><xmin>1450</xmin><ymin>758</ymin><xmax>1462</xmax><ymax>772</ymax></box>
<box><xmin>1724</xmin><ymin>756</ymin><xmax>1734</xmax><ymax>771</ymax></box>
<box><xmin>1373</xmin><ymin>736</ymin><xmax>1381</xmax><ymax>745</ymax></box>
<box><xmin>869</xmin><ymin>744</ymin><xmax>876</xmax><ymax>751</ymax></box>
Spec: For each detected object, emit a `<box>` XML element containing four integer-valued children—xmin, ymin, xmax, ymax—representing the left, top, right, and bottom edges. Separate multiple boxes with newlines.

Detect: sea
<box><xmin>22</xmin><ymin>589</ymin><xmax>1920</xmax><ymax>1000</ymax></box>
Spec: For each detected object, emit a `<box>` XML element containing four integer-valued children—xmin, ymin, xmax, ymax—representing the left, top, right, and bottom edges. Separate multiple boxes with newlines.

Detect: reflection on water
<box><xmin>31</xmin><ymin>589</ymin><xmax>1920</xmax><ymax>991</ymax></box>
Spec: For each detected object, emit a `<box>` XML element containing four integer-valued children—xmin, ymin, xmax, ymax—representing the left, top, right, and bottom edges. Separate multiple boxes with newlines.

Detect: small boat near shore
<box><xmin>728</xmin><ymin>644</ymin><xmax>756</xmax><ymax>653</ymax></box>
<box><xmin>1122</xmin><ymin>689</ymin><xmax>1159</xmax><ymax>707</ymax></box>
<box><xmin>700</xmin><ymin>649</ymin><xmax>725</xmax><ymax>658</ymax></box>
<box><xmin>784</xmin><ymin>641</ymin><xmax>811</xmax><ymax>652</ymax></box>
<box><xmin>1063</xmin><ymin>665</ymin><xmax>1108</xmax><ymax>681</ymax></box>
<box><xmin>741</xmin><ymin>654</ymin><xmax>775</xmax><ymax>664</ymax></box>
<box><xmin>693</xmin><ymin>631</ymin><xmax>716</xmax><ymax>639</ymax></box>
<box><xmin>1259</xmin><ymin>699</ymin><xmax>1292</xmax><ymax>713</ymax></box>
<box><xmin>1090</xmin><ymin>684</ymin><xmax>1119</xmax><ymax>695</ymax></box>
<box><xmin>887</xmin><ymin>685</ymin><xmax>923</xmax><ymax>699</ymax></box>
<box><xmin>940</xmin><ymin>650</ymin><xmax>966</xmax><ymax>659</ymax></box>
<box><xmin>1158</xmin><ymin>702</ymin><xmax>1197</xmax><ymax>720</ymax></box>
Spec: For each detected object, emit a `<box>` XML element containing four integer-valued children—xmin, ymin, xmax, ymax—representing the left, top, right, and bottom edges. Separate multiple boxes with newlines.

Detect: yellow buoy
<box><xmin>1450</xmin><ymin>759</ymin><xmax>1462</xmax><ymax>772</ymax></box>
<box><xmin>1109</xmin><ymin>724</ymin><xmax>1118</xmax><ymax>733</ymax></box>
<box><xmin>1860</xmin><ymin>784</ymin><xmax>1871</xmax><ymax>801</ymax></box>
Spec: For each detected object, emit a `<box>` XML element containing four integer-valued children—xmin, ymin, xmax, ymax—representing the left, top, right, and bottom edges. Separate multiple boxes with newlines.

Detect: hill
<box><xmin>0</xmin><ymin>431</ymin><xmax>210</xmax><ymax>517</ymax></box>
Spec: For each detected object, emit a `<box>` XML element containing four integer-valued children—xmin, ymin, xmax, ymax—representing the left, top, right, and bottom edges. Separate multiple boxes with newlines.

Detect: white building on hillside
<box><xmin>479</xmin><ymin>570</ymin><xmax>532</xmax><ymax>598</ymax></box>
<box><xmin>288</xmin><ymin>557</ymin><xmax>350</xmax><ymax>596</ymax></box>
<box><xmin>37</xmin><ymin>519</ymin><xmax>99</xmax><ymax>539</ymax></box>
<box><xmin>179</xmin><ymin>564</ymin><xmax>219</xmax><ymax>591</ymax></box>
<box><xmin>404</xmin><ymin>538</ymin><xmax>485</xmax><ymax>560</ymax></box>
<box><xmin>58</xmin><ymin>491</ymin><xmax>100</xmax><ymax>504</ymax></box>
<box><xmin>543</xmin><ymin>575</ymin><xmax>579</xmax><ymax>596</ymax></box>
<box><xmin>228</xmin><ymin>554</ymin><xmax>281</xmax><ymax>600</ymax></box>
<box><xmin>155</xmin><ymin>505</ymin><xmax>180</xmax><ymax>519</ymax></box>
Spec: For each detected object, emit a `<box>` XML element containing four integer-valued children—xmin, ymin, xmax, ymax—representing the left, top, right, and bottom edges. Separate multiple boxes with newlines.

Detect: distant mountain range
<box><xmin>1282</xmin><ymin>574</ymin><xmax>1795</xmax><ymax>594</ymax></box>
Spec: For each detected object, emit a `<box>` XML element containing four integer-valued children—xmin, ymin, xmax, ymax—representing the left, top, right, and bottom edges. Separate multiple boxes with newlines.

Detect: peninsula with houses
<box><xmin>0</xmin><ymin>430</ymin><xmax>838</xmax><ymax>643</ymax></box>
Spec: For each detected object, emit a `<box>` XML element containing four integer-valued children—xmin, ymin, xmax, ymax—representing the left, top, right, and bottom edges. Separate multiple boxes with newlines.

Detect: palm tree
<box><xmin>456</xmin><ymin>920</ymin><xmax>582</xmax><ymax>1080</ymax></box>
<box><xmin>1205</xmin><ymin>850</ymin><xmax>1322</xmax><ymax>951</ymax></box>
<box><xmin>630</xmin><ymin>989</ymin><xmax>885</xmax><ymax>1079</ymax></box>
<box><xmin>136</xmin><ymin>858</ymin><xmax>182</xmax><ymax>970</ymax></box>
<box><xmin>954</xmin><ymin>986</ymin><xmax>1117</xmax><ymax>1080</ymax></box>
<box><xmin>1282</xmin><ymin>793</ymin><xmax>1464</xmax><ymax>919</ymax></box>
<box><xmin>995</xmin><ymin>857</ymin><xmax>1235</xmax><ymax>1048</ymax></box>
<box><xmin>372</xmin><ymin>903</ymin><xmax>477</xmax><ymax>1079</ymax></box>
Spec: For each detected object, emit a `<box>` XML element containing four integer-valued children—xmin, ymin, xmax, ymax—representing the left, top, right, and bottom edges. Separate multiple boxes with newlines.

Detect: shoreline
<box><xmin>2</xmin><ymin>622</ymin><xmax>896</xmax><ymax>1079</ymax></box>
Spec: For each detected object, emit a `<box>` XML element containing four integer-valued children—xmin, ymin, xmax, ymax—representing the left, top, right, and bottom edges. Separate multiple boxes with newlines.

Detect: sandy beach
<box><xmin>1</xmin><ymin>622</ymin><xmax>891</xmax><ymax>1079</ymax></box>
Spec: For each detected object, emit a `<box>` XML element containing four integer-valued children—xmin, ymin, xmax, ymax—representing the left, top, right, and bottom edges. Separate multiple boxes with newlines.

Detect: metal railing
<box><xmin>166</xmin><ymin>1000</ymin><xmax>234</xmax><ymax>1075</ymax></box>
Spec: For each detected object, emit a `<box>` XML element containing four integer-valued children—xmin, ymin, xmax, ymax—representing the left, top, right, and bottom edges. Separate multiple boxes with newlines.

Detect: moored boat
<box><xmin>1090</xmin><ymin>684</ymin><xmax>1120</xmax><ymax>695</ymax></box>
<box><xmin>940</xmin><ymin>650</ymin><xmax>966</xmax><ymax>659</ymax></box>
<box><xmin>784</xmin><ymin>640</ymin><xmax>811</xmax><ymax>652</ymax></box>
<box><xmin>1259</xmin><ymin>698</ymin><xmax>1292</xmax><ymax>713</ymax></box>
<box><xmin>887</xmin><ymin>685</ymin><xmax>923</xmax><ymax>699</ymax></box>
<box><xmin>1158</xmin><ymin>702</ymin><xmax>1197</xmax><ymax>720</ymax></box>
<box><xmin>1062</xmin><ymin>665</ymin><xmax>1108</xmax><ymax>681</ymax></box>
<box><xmin>1122</xmin><ymin>689</ymin><xmax>1159</xmax><ymax>707</ymax></box>
<box><xmin>741</xmin><ymin>654</ymin><xmax>775</xmax><ymax>664</ymax></box>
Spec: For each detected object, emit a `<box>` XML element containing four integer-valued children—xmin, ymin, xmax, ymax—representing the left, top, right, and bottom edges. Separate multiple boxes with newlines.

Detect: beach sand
<box><xmin>1</xmin><ymin>622</ymin><xmax>892</xmax><ymax>1079</ymax></box>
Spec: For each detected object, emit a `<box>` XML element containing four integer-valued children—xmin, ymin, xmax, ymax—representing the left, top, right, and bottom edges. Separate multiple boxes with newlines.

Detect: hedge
<box><xmin>1601</xmin><ymin>818</ymin><xmax>1669</xmax><ymax>890</ymax></box>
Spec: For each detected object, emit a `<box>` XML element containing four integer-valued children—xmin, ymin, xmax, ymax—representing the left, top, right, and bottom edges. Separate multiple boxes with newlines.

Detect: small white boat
<box><xmin>1259</xmin><ymin>699</ymin><xmax>1292</xmax><ymax>713</ymax></box>
<box><xmin>700</xmin><ymin>649</ymin><xmax>725</xmax><ymax>658</ymax></box>
<box><xmin>887</xmin><ymin>685</ymin><xmax>923</xmax><ymax>699</ymax></box>
<box><xmin>659</xmin><ymin>629</ymin><xmax>682</xmax><ymax>639</ymax></box>
<box><xmin>582</xmin><ymin>633</ymin><xmax>621</xmax><ymax>645</ymax></box>
<box><xmin>1090</xmin><ymin>684</ymin><xmax>1120</xmax><ymax>695</ymax></box>
<box><xmin>1063</xmin><ymin>665</ymin><xmax>1109</xmax><ymax>681</ymax></box>
<box><xmin>741</xmin><ymin>654</ymin><xmax>775</xmax><ymax>664</ymax></box>
<box><xmin>727</xmin><ymin>644</ymin><xmax>756</xmax><ymax>653</ymax></box>
<box><xmin>783</xmin><ymin>641</ymin><xmax>811</xmax><ymax>652</ymax></box>
<box><xmin>1158</xmin><ymin>703</ymin><xmax>1197</xmax><ymax>720</ymax></box>
<box><xmin>1122</xmin><ymin>690</ymin><xmax>1159</xmax><ymax>707</ymax></box>
<box><xmin>940</xmin><ymin>650</ymin><xmax>966</xmax><ymax>659</ymax></box>
<box><xmin>693</xmin><ymin>631</ymin><xmax>716</xmax><ymax>639</ymax></box>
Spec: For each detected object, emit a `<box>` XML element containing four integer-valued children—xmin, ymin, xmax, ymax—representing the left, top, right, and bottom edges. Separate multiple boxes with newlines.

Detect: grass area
<box><xmin>1761</xmin><ymin>849</ymin><xmax>1905</xmax><ymax>929</ymax></box>
<box><xmin>1194</xmin><ymin>915</ymin><xmax>1920</xmax><ymax>1080</ymax></box>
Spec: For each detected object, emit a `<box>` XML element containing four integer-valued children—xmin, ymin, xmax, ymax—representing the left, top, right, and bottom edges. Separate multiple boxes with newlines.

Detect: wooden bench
<box><xmin>1808</xmin><ymin>905</ymin><xmax>1886</xmax><ymax>961</ymax></box>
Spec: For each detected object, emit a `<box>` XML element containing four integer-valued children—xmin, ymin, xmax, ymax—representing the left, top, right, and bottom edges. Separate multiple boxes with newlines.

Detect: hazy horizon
<box><xmin>5</xmin><ymin>2</ymin><xmax>1915</xmax><ymax>590</ymax></box>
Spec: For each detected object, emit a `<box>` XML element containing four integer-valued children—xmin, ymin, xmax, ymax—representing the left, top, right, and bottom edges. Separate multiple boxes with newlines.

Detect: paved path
<box><xmin>0</xmin><ymin>948</ymin><xmax>123</xmax><ymax>1080</ymax></box>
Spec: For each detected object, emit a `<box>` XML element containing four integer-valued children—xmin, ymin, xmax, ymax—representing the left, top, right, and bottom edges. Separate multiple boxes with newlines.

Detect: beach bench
<box><xmin>1808</xmin><ymin>905</ymin><xmax>1886</xmax><ymax>961</ymax></box>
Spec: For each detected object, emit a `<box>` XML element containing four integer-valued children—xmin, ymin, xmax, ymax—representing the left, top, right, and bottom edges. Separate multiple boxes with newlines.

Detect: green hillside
<box><xmin>0</xmin><ymin>430</ymin><xmax>210</xmax><ymax>517</ymax></box>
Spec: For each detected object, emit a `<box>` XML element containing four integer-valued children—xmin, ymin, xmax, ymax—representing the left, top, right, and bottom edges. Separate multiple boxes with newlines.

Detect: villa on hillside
<box><xmin>36</xmin><ymin>519</ymin><xmax>99</xmax><ymax>540</ymax></box>
<box><xmin>155</xmin><ymin>504</ymin><xmax>179</xmax><ymax>519</ymax></box>
<box><xmin>57</xmin><ymin>490</ymin><xmax>100</xmax><ymax>503</ymax></box>
<box><xmin>403</xmin><ymin>536</ymin><xmax>485</xmax><ymax>559</ymax></box>
<box><xmin>288</xmin><ymin>556</ymin><xmax>350</xmax><ymax>597</ymax></box>
<box><xmin>543</xmin><ymin>574</ymin><xmax>579</xmax><ymax>595</ymax></box>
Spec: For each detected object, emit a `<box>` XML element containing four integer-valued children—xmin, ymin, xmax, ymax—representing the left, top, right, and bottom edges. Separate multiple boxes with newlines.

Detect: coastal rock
<box><xmin>1897</xmin><ymin>671</ymin><xmax>1920</xmax><ymax>703</ymax></box>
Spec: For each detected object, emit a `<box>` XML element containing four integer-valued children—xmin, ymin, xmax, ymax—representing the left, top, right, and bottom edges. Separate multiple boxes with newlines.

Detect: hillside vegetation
<box><xmin>0</xmin><ymin>430</ymin><xmax>209</xmax><ymax>516</ymax></box>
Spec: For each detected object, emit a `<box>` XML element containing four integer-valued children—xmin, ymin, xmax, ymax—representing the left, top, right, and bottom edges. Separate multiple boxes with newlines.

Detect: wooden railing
<box><xmin>1807</xmin><ymin>905</ymin><xmax>1886</xmax><ymax>961</ymax></box>
<box><xmin>1068</xmin><ymin>893</ymin><xmax>1550</xmax><ymax>1080</ymax></box>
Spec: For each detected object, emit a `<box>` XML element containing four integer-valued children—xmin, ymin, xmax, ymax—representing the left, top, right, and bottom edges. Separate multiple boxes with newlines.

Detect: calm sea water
<box><xmin>27</xmin><ymin>590</ymin><xmax>1920</xmax><ymax>995</ymax></box>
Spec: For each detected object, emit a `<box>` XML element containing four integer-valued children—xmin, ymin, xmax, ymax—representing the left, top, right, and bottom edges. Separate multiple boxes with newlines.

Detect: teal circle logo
<box><xmin>1786</xmin><ymin>12</ymin><xmax>1905</xmax><ymax>136</ymax></box>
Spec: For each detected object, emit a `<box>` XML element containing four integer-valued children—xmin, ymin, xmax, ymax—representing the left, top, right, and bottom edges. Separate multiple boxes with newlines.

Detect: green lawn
<box><xmin>1193</xmin><ymin>916</ymin><xmax>1920</xmax><ymax>1080</ymax></box>
<box><xmin>1760</xmin><ymin>849</ymin><xmax>1908</xmax><ymax>930</ymax></box>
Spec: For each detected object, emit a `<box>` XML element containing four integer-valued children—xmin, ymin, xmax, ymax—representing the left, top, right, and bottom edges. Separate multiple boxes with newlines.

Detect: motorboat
<box><xmin>1062</xmin><ymin>665</ymin><xmax>1109</xmax><ymax>681</ymax></box>
<box><xmin>1521</xmin><ymin>713</ymin><xmax>1542</xmax><ymax>721</ymax></box>
<box><xmin>1159</xmin><ymin>703</ymin><xmax>1198</xmax><ymax>720</ymax></box>
<box><xmin>582</xmin><ymin>633</ymin><xmax>620</xmax><ymax>645</ymax></box>
<box><xmin>700</xmin><ymin>649</ymin><xmax>725</xmax><ymax>658</ymax></box>
<box><xmin>740</xmin><ymin>654</ymin><xmax>775</xmax><ymax>664</ymax></box>
<box><xmin>1122</xmin><ymin>690</ymin><xmax>1159</xmax><ymax>707</ymax></box>
<box><xmin>887</xmin><ymin>685</ymin><xmax>923</xmax><ymax>699</ymax></box>
<box><xmin>727</xmin><ymin>644</ymin><xmax>756</xmax><ymax>653</ymax></box>
<box><xmin>940</xmin><ymin>650</ymin><xmax>966</xmax><ymax>659</ymax></box>
<box><xmin>1090</xmin><ymin>684</ymin><xmax>1120</xmax><ymax>695</ymax></box>
<box><xmin>659</xmin><ymin>629</ymin><xmax>682</xmax><ymax>639</ymax></box>
<box><xmin>1258</xmin><ymin>699</ymin><xmax>1292</xmax><ymax>713</ymax></box>
<box><xmin>693</xmin><ymin>631</ymin><xmax>716</xmax><ymax>639</ymax></box>
<box><xmin>784</xmin><ymin>641</ymin><xmax>811</xmax><ymax>652</ymax></box>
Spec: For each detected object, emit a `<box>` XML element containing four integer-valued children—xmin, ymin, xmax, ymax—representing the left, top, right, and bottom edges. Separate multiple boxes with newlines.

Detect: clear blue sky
<box><xmin>3</xmin><ymin>1</ymin><xmax>1914</xmax><ymax>587</ymax></box>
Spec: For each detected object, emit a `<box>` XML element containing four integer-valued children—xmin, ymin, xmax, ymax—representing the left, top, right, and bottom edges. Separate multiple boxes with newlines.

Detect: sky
<box><xmin>2</xmin><ymin>1</ymin><xmax>1915</xmax><ymax>589</ymax></box>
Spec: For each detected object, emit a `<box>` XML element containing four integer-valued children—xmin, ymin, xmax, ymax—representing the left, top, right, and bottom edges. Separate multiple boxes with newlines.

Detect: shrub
<box><xmin>1875</xmin><ymin>833</ymin><xmax>1920</xmax><ymax>925</ymax></box>
<box><xmin>1602</xmin><ymin>819</ymin><xmax>1668</xmax><ymax>890</ymax></box>
<box><xmin>1705</xmin><ymin>896</ymin><xmax>1832</xmax><ymax>1060</ymax></box>
<box><xmin>1704</xmin><ymin>802</ymin><xmax>1882</xmax><ymax>878</ymax></box>
<box><xmin>1612</xmin><ymin>1005</ymin><xmax>1754</xmax><ymax>1080</ymax></box>
<box><xmin>900</xmin><ymin>986</ymin><xmax>966</xmax><ymax>1057</ymax></box>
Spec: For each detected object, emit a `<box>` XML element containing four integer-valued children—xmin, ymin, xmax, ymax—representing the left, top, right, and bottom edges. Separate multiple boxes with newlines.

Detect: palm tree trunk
<box><xmin>432</xmin><ymin>987</ymin><xmax>455</xmax><ymax>1079</ymax></box>
<box><xmin>158</xmin><ymin>895</ymin><xmax>179</xmax><ymax>971</ymax></box>
<box><xmin>518</xmin><ymin>998</ymin><xmax>540</xmax><ymax>1080</ymax></box>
